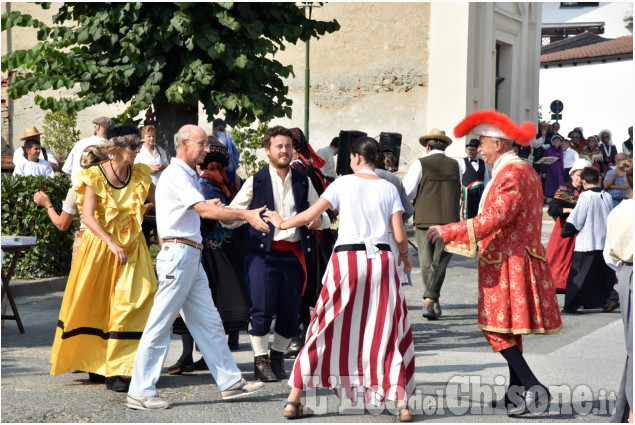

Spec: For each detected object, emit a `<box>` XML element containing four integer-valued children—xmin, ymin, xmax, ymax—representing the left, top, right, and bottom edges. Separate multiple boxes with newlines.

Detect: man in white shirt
<box><xmin>402</xmin><ymin>129</ymin><xmax>461</xmax><ymax>321</ymax></box>
<box><xmin>12</xmin><ymin>126</ymin><xmax>59</xmax><ymax>171</ymax></box>
<box><xmin>561</xmin><ymin>137</ymin><xmax>579</xmax><ymax>182</ymax></box>
<box><xmin>223</xmin><ymin>125</ymin><xmax>330</xmax><ymax>383</ymax></box>
<box><xmin>62</xmin><ymin>116</ymin><xmax>113</xmax><ymax>186</ymax></box>
<box><xmin>126</xmin><ymin>125</ymin><xmax>268</xmax><ymax>410</ymax></box>
<box><xmin>316</xmin><ymin>136</ymin><xmax>339</xmax><ymax>181</ymax></box>
<box><xmin>12</xmin><ymin>138</ymin><xmax>55</xmax><ymax>178</ymax></box>
<box><xmin>456</xmin><ymin>138</ymin><xmax>490</xmax><ymax>220</ymax></box>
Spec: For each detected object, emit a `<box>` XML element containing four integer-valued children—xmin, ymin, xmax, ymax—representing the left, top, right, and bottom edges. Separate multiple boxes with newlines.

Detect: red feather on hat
<box><xmin>453</xmin><ymin>110</ymin><xmax>536</xmax><ymax>146</ymax></box>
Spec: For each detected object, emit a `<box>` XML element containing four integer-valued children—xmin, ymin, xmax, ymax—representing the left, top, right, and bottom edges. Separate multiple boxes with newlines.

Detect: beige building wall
<box><xmin>1</xmin><ymin>2</ymin><xmax>121</xmax><ymax>155</ymax></box>
<box><xmin>2</xmin><ymin>2</ymin><xmax>431</xmax><ymax>165</ymax></box>
<box><xmin>269</xmin><ymin>3</ymin><xmax>430</xmax><ymax>168</ymax></box>
<box><xmin>2</xmin><ymin>2</ymin><xmax>540</xmax><ymax>170</ymax></box>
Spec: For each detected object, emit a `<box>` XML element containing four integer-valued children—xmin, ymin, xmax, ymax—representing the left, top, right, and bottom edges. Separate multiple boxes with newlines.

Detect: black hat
<box><xmin>106</xmin><ymin>124</ymin><xmax>140</xmax><ymax>139</ymax></box>
<box><xmin>200</xmin><ymin>144</ymin><xmax>230</xmax><ymax>169</ymax></box>
<box><xmin>466</xmin><ymin>138</ymin><xmax>479</xmax><ymax>148</ymax></box>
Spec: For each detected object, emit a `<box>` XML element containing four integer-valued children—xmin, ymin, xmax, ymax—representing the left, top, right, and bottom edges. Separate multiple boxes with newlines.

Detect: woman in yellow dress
<box><xmin>50</xmin><ymin>125</ymin><xmax>157</xmax><ymax>392</ymax></box>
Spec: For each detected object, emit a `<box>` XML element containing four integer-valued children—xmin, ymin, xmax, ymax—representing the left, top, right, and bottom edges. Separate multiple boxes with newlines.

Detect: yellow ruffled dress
<box><xmin>50</xmin><ymin>163</ymin><xmax>157</xmax><ymax>377</ymax></box>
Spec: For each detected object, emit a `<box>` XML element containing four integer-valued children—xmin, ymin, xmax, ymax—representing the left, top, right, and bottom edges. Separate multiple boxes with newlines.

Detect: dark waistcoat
<box><xmin>413</xmin><ymin>154</ymin><xmax>461</xmax><ymax>228</ymax></box>
<box><xmin>462</xmin><ymin>157</ymin><xmax>486</xmax><ymax>187</ymax></box>
<box><xmin>245</xmin><ymin>166</ymin><xmax>312</xmax><ymax>255</ymax></box>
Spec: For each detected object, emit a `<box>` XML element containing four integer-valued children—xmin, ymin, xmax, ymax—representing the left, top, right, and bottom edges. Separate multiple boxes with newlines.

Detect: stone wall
<box><xmin>270</xmin><ymin>3</ymin><xmax>431</xmax><ymax>167</ymax></box>
<box><xmin>2</xmin><ymin>3</ymin><xmax>431</xmax><ymax>169</ymax></box>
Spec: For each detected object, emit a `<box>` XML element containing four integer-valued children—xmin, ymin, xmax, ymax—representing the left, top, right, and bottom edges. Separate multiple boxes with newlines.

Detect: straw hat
<box><xmin>20</xmin><ymin>126</ymin><xmax>42</xmax><ymax>141</ymax></box>
<box><xmin>419</xmin><ymin>128</ymin><xmax>452</xmax><ymax>147</ymax></box>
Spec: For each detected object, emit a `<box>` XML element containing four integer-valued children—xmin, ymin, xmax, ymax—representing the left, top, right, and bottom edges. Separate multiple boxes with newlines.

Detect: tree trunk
<box><xmin>153</xmin><ymin>92</ymin><xmax>198</xmax><ymax>158</ymax></box>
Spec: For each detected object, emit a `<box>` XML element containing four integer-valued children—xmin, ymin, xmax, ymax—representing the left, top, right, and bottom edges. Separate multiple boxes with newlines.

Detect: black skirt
<box><xmin>563</xmin><ymin>250</ymin><xmax>616</xmax><ymax>311</ymax></box>
<box><xmin>201</xmin><ymin>238</ymin><xmax>252</xmax><ymax>332</ymax></box>
<box><xmin>172</xmin><ymin>235</ymin><xmax>251</xmax><ymax>334</ymax></box>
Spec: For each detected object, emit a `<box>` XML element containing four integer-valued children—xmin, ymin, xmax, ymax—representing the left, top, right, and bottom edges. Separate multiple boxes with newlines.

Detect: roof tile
<box><xmin>541</xmin><ymin>35</ymin><xmax>633</xmax><ymax>64</ymax></box>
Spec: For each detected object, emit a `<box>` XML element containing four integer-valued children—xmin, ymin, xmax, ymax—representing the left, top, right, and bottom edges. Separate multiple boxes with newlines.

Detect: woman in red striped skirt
<box><xmin>265</xmin><ymin>137</ymin><xmax>416</xmax><ymax>421</ymax></box>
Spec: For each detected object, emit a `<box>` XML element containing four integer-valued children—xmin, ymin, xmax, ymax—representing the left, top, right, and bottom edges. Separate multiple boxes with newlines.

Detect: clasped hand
<box><xmin>263</xmin><ymin>210</ymin><xmax>283</xmax><ymax>229</ymax></box>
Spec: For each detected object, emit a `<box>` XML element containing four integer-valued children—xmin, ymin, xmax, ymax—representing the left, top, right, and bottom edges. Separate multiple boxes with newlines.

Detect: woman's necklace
<box><xmin>110</xmin><ymin>159</ymin><xmax>127</xmax><ymax>185</ymax></box>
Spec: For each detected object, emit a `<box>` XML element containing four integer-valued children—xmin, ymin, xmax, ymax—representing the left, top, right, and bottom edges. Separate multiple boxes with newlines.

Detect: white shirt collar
<box><xmin>268</xmin><ymin>163</ymin><xmax>291</xmax><ymax>184</ymax></box>
<box><xmin>426</xmin><ymin>149</ymin><xmax>446</xmax><ymax>156</ymax></box>
<box><xmin>492</xmin><ymin>150</ymin><xmax>519</xmax><ymax>175</ymax></box>
<box><xmin>171</xmin><ymin>157</ymin><xmax>197</xmax><ymax>177</ymax></box>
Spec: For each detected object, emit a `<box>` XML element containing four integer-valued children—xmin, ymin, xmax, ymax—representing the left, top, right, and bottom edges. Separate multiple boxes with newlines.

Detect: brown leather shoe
<box><xmin>254</xmin><ymin>355</ymin><xmax>277</xmax><ymax>382</ymax></box>
<box><xmin>269</xmin><ymin>349</ymin><xmax>288</xmax><ymax>380</ymax></box>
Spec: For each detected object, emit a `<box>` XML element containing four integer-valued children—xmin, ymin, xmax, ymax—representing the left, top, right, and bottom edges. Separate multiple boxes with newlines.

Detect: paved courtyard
<box><xmin>1</xmin><ymin>217</ymin><xmax>626</xmax><ymax>422</ymax></box>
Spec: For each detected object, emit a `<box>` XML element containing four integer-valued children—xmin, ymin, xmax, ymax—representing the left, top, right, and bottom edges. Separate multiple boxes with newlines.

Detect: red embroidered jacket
<box><xmin>440</xmin><ymin>158</ymin><xmax>563</xmax><ymax>335</ymax></box>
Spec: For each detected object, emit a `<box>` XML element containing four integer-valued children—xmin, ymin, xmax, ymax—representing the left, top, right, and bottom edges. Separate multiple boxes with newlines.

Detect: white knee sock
<box><xmin>272</xmin><ymin>333</ymin><xmax>292</xmax><ymax>353</ymax></box>
<box><xmin>249</xmin><ymin>334</ymin><xmax>270</xmax><ymax>357</ymax></box>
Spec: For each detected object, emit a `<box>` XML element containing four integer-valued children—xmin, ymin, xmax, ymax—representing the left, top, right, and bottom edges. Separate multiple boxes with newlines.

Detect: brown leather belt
<box><xmin>162</xmin><ymin>237</ymin><xmax>203</xmax><ymax>251</ymax></box>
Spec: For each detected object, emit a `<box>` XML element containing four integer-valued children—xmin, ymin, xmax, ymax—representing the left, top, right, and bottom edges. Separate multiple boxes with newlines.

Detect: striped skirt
<box><xmin>289</xmin><ymin>249</ymin><xmax>416</xmax><ymax>405</ymax></box>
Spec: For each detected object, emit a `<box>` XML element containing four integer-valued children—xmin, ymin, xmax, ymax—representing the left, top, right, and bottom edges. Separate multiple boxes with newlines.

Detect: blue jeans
<box><xmin>128</xmin><ymin>242</ymin><xmax>242</xmax><ymax>396</ymax></box>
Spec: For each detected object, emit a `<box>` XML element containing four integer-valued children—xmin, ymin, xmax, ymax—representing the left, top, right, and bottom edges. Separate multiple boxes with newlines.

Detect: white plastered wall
<box><xmin>539</xmin><ymin>59</ymin><xmax>634</xmax><ymax>146</ymax></box>
<box><xmin>429</xmin><ymin>2</ymin><xmax>541</xmax><ymax>159</ymax></box>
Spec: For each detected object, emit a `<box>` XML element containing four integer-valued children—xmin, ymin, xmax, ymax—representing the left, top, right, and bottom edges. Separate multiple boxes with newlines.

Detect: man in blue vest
<box><xmin>458</xmin><ymin>138</ymin><xmax>490</xmax><ymax>220</ymax></box>
<box><xmin>223</xmin><ymin>125</ymin><xmax>331</xmax><ymax>382</ymax></box>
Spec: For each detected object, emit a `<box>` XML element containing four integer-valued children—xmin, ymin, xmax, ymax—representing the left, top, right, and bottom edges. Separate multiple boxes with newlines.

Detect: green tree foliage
<box><xmin>232</xmin><ymin>119</ymin><xmax>269</xmax><ymax>178</ymax></box>
<box><xmin>41</xmin><ymin>110</ymin><xmax>81</xmax><ymax>157</ymax></box>
<box><xmin>1</xmin><ymin>2</ymin><xmax>339</xmax><ymax>152</ymax></box>
<box><xmin>1</xmin><ymin>174</ymin><xmax>74</xmax><ymax>278</ymax></box>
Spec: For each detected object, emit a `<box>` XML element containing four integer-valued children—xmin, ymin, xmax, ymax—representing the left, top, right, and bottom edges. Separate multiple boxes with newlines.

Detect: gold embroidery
<box><xmin>478</xmin><ymin>324</ymin><xmax>563</xmax><ymax>335</ymax></box>
<box><xmin>444</xmin><ymin>219</ymin><xmax>477</xmax><ymax>258</ymax></box>
<box><xmin>525</xmin><ymin>246</ymin><xmax>547</xmax><ymax>262</ymax></box>
<box><xmin>481</xmin><ymin>252</ymin><xmax>503</xmax><ymax>264</ymax></box>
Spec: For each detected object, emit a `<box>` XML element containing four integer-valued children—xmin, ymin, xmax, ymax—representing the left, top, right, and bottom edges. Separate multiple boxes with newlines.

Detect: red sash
<box><xmin>271</xmin><ymin>240</ymin><xmax>307</xmax><ymax>296</ymax></box>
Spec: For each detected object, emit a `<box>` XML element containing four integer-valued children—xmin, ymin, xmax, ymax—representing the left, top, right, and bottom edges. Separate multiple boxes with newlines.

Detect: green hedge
<box><xmin>1</xmin><ymin>174</ymin><xmax>74</xmax><ymax>278</ymax></box>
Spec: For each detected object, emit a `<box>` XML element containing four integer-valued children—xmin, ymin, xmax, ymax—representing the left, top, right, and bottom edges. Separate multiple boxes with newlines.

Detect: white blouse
<box><xmin>322</xmin><ymin>171</ymin><xmax>403</xmax><ymax>254</ymax></box>
<box><xmin>135</xmin><ymin>144</ymin><xmax>169</xmax><ymax>185</ymax></box>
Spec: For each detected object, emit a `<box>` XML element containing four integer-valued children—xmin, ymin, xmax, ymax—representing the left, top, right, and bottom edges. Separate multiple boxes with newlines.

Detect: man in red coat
<box><xmin>427</xmin><ymin>110</ymin><xmax>562</xmax><ymax>417</ymax></box>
